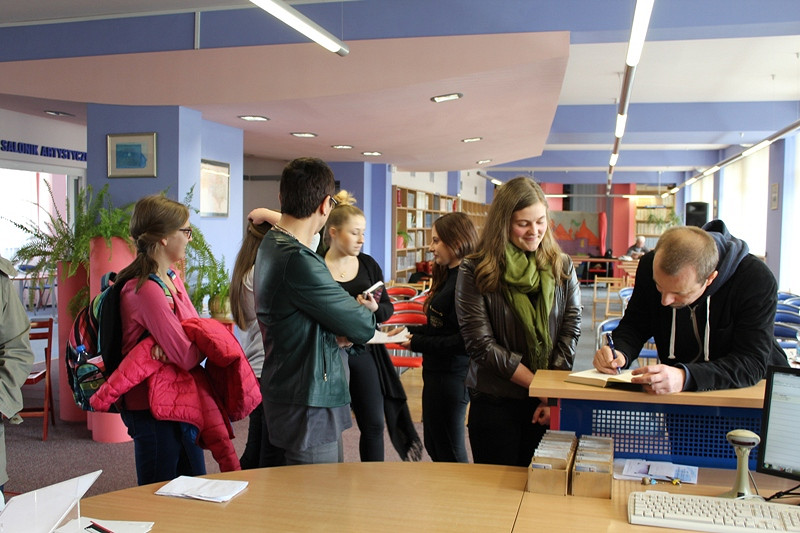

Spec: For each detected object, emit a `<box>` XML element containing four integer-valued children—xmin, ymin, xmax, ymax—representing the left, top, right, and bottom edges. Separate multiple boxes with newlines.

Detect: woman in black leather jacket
<box><xmin>455</xmin><ymin>176</ymin><xmax>581</xmax><ymax>466</ymax></box>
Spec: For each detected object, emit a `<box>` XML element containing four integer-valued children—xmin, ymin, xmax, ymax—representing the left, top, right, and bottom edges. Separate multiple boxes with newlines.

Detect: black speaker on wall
<box><xmin>685</xmin><ymin>202</ymin><xmax>709</xmax><ymax>227</ymax></box>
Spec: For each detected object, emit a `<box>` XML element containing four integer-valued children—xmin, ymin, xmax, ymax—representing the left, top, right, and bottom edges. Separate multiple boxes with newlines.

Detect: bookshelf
<box><xmin>392</xmin><ymin>186</ymin><xmax>458</xmax><ymax>281</ymax></box>
<box><xmin>633</xmin><ymin>186</ymin><xmax>677</xmax><ymax>250</ymax></box>
<box><xmin>460</xmin><ymin>198</ymin><xmax>490</xmax><ymax>236</ymax></box>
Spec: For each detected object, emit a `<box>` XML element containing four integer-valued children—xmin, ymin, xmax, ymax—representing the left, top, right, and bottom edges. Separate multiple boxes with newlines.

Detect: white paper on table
<box><xmin>367</xmin><ymin>327</ymin><xmax>410</xmax><ymax>344</ymax></box>
<box><xmin>155</xmin><ymin>476</ymin><xmax>248</xmax><ymax>503</ymax></box>
<box><xmin>616</xmin><ymin>458</ymin><xmax>698</xmax><ymax>484</ymax></box>
<box><xmin>55</xmin><ymin>516</ymin><xmax>154</xmax><ymax>533</ymax></box>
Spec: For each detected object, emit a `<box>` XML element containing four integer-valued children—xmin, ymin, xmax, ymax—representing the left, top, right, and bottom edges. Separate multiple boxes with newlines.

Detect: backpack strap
<box><xmin>148</xmin><ymin>270</ymin><xmax>176</xmax><ymax>314</ymax></box>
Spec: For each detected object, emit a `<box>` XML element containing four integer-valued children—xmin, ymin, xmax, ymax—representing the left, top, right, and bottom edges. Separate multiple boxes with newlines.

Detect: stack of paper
<box><xmin>155</xmin><ymin>476</ymin><xmax>248</xmax><ymax>503</ymax></box>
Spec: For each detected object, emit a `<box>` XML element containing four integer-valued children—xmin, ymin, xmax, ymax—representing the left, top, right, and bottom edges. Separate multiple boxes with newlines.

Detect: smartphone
<box><xmin>362</xmin><ymin>281</ymin><xmax>384</xmax><ymax>301</ymax></box>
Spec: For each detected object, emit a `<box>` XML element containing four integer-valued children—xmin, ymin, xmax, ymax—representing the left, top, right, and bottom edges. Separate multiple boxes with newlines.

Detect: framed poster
<box><xmin>107</xmin><ymin>133</ymin><xmax>157</xmax><ymax>178</ymax></box>
<box><xmin>200</xmin><ymin>159</ymin><xmax>230</xmax><ymax>217</ymax></box>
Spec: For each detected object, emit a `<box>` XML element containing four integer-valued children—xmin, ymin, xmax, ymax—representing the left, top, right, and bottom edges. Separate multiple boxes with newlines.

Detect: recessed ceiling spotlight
<box><xmin>362</xmin><ymin>151</ymin><xmax>382</xmax><ymax>156</ymax></box>
<box><xmin>44</xmin><ymin>110</ymin><xmax>75</xmax><ymax>117</ymax></box>
<box><xmin>331</xmin><ymin>145</ymin><xmax>353</xmax><ymax>150</ymax></box>
<box><xmin>291</xmin><ymin>132</ymin><xmax>317</xmax><ymax>138</ymax></box>
<box><xmin>238</xmin><ymin>115</ymin><xmax>269</xmax><ymax>121</ymax></box>
<box><xmin>430</xmin><ymin>92</ymin><xmax>463</xmax><ymax>103</ymax></box>
<box><xmin>461</xmin><ymin>137</ymin><xmax>483</xmax><ymax>143</ymax></box>
<box><xmin>476</xmin><ymin>159</ymin><xmax>492</xmax><ymax>165</ymax></box>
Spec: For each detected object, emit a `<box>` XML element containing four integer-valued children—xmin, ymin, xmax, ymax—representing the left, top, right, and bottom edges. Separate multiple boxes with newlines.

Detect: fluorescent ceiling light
<box><xmin>249</xmin><ymin>0</ymin><xmax>349</xmax><ymax>56</ymax></box>
<box><xmin>291</xmin><ymin>132</ymin><xmax>317</xmax><ymax>138</ymax></box>
<box><xmin>238</xmin><ymin>115</ymin><xmax>269</xmax><ymax>121</ymax></box>
<box><xmin>476</xmin><ymin>159</ymin><xmax>492</xmax><ymax>165</ymax></box>
<box><xmin>661</xmin><ymin>192</ymin><xmax>670</xmax><ymax>198</ymax></box>
<box><xmin>669</xmin><ymin>186</ymin><xmax>680</xmax><ymax>194</ymax></box>
<box><xmin>701</xmin><ymin>165</ymin><xmax>720</xmax><ymax>176</ymax></box>
<box><xmin>490</xmin><ymin>179</ymin><xmax>503</xmax><ymax>186</ymax></box>
<box><xmin>331</xmin><ymin>145</ymin><xmax>353</xmax><ymax>149</ymax></box>
<box><xmin>625</xmin><ymin>0</ymin><xmax>654</xmax><ymax>67</ymax></box>
<box><xmin>685</xmin><ymin>177</ymin><xmax>699</xmax><ymax>186</ymax></box>
<box><xmin>622</xmin><ymin>194</ymin><xmax>658</xmax><ymax>199</ymax></box>
<box><xmin>461</xmin><ymin>137</ymin><xmax>482</xmax><ymax>143</ymax></box>
<box><xmin>362</xmin><ymin>151</ymin><xmax>381</xmax><ymax>156</ymax></box>
<box><xmin>545</xmin><ymin>194</ymin><xmax>568</xmax><ymax>198</ymax></box>
<box><xmin>742</xmin><ymin>140</ymin><xmax>771</xmax><ymax>157</ymax></box>
<box><xmin>609</xmin><ymin>153</ymin><xmax>619</xmax><ymax>166</ymax></box>
<box><xmin>614</xmin><ymin>114</ymin><xmax>627</xmax><ymax>138</ymax></box>
<box><xmin>430</xmin><ymin>93</ymin><xmax>463</xmax><ymax>103</ymax></box>
<box><xmin>44</xmin><ymin>110</ymin><xmax>75</xmax><ymax>117</ymax></box>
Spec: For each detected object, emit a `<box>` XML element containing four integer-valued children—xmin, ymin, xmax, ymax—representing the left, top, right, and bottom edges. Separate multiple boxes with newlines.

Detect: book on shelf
<box><xmin>416</xmin><ymin>192</ymin><xmax>428</xmax><ymax>209</ymax></box>
<box><xmin>407</xmin><ymin>191</ymin><xmax>415</xmax><ymax>208</ymax></box>
<box><xmin>424</xmin><ymin>212</ymin><xmax>433</xmax><ymax>228</ymax></box>
<box><xmin>406</xmin><ymin>211</ymin><xmax>416</xmax><ymax>228</ymax></box>
<box><xmin>564</xmin><ymin>368</ymin><xmax>641</xmax><ymax>390</ymax></box>
<box><xmin>406</xmin><ymin>231</ymin><xmax>416</xmax><ymax>248</ymax></box>
<box><xmin>433</xmin><ymin>193</ymin><xmax>440</xmax><ymax>210</ymax></box>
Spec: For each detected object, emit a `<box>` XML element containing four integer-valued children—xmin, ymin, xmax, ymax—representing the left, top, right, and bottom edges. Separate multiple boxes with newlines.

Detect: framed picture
<box><xmin>107</xmin><ymin>133</ymin><xmax>157</xmax><ymax>178</ymax></box>
<box><xmin>200</xmin><ymin>159</ymin><xmax>230</xmax><ymax>217</ymax></box>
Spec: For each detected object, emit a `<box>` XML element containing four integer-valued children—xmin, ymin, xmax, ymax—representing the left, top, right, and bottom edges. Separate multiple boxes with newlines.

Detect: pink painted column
<box><xmin>87</xmin><ymin>236</ymin><xmax>134</xmax><ymax>443</ymax></box>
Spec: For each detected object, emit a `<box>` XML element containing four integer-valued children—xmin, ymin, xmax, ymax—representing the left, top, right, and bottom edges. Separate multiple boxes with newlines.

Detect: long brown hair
<box><xmin>117</xmin><ymin>194</ymin><xmax>189</xmax><ymax>290</ymax></box>
<box><xmin>230</xmin><ymin>221</ymin><xmax>271</xmax><ymax>329</ymax></box>
<box><xmin>426</xmin><ymin>213</ymin><xmax>478</xmax><ymax>311</ymax></box>
<box><xmin>470</xmin><ymin>176</ymin><xmax>566</xmax><ymax>293</ymax></box>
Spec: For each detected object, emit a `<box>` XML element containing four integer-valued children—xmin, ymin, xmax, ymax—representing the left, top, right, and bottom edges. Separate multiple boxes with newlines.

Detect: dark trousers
<box><xmin>422</xmin><ymin>369</ymin><xmax>469</xmax><ymax>463</ymax></box>
<box><xmin>467</xmin><ymin>392</ymin><xmax>545</xmax><ymax>467</ymax></box>
<box><xmin>348</xmin><ymin>348</ymin><xmax>385</xmax><ymax>461</ymax></box>
<box><xmin>239</xmin><ymin>383</ymin><xmax>286</xmax><ymax>469</ymax></box>
<box><xmin>120</xmin><ymin>409</ymin><xmax>206</xmax><ymax>486</ymax></box>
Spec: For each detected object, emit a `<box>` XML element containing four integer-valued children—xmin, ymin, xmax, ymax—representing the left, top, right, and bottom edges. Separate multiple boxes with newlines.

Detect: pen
<box><xmin>86</xmin><ymin>521</ymin><xmax>115</xmax><ymax>533</ymax></box>
<box><xmin>604</xmin><ymin>332</ymin><xmax>621</xmax><ymax>374</ymax></box>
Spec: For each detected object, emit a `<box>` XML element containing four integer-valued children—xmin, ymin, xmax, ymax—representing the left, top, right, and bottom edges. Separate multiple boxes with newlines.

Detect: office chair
<box><xmin>775</xmin><ymin>311</ymin><xmax>800</xmax><ymax>326</ymax></box>
<box><xmin>386</xmin><ymin>285</ymin><xmax>418</xmax><ymax>301</ymax></box>
<box><xmin>19</xmin><ymin>318</ymin><xmax>56</xmax><ymax>441</ymax></box>
<box><xmin>776</xmin><ymin>302</ymin><xmax>800</xmax><ymax>314</ymax></box>
<box><xmin>381</xmin><ymin>312</ymin><xmax>427</xmax><ymax>369</ymax></box>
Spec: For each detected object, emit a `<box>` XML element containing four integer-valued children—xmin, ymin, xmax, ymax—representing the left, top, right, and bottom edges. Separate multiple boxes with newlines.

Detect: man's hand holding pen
<box><xmin>592</xmin><ymin>332</ymin><xmax>626</xmax><ymax>375</ymax></box>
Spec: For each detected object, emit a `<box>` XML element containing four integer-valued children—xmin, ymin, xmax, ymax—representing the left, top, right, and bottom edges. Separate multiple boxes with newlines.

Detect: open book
<box><xmin>565</xmin><ymin>368</ymin><xmax>642</xmax><ymax>390</ymax></box>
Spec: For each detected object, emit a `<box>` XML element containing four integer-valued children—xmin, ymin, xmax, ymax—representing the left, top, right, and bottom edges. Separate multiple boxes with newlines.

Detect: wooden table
<box><xmin>79</xmin><ymin>463</ymin><xmax>798</xmax><ymax>532</ymax></box>
<box><xmin>81</xmin><ymin>463</ymin><xmax>528</xmax><ymax>532</ymax></box>
<box><xmin>530</xmin><ymin>370</ymin><xmax>766</xmax><ymax>469</ymax></box>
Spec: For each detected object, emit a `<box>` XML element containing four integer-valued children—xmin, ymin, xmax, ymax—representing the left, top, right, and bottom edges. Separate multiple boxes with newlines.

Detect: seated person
<box><xmin>593</xmin><ymin>221</ymin><xmax>787</xmax><ymax>394</ymax></box>
<box><xmin>626</xmin><ymin>236</ymin><xmax>650</xmax><ymax>259</ymax></box>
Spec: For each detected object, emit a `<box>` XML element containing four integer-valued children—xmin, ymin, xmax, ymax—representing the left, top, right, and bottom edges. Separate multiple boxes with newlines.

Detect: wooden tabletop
<box><xmin>530</xmin><ymin>370</ymin><xmax>765</xmax><ymax>409</ymax></box>
<box><xmin>81</xmin><ymin>463</ymin><xmax>528</xmax><ymax>532</ymax></box>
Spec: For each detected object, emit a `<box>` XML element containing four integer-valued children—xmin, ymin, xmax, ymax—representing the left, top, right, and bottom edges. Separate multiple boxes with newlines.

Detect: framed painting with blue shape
<box><xmin>106</xmin><ymin>132</ymin><xmax>157</xmax><ymax>178</ymax></box>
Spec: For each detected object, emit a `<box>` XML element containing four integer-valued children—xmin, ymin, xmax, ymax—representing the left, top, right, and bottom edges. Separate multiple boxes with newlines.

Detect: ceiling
<box><xmin>1</xmin><ymin>0</ymin><xmax>799</xmax><ymax>184</ymax></box>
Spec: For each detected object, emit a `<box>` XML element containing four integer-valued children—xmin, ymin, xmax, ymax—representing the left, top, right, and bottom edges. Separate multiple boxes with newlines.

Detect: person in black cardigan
<box><xmin>401</xmin><ymin>213</ymin><xmax>478</xmax><ymax>462</ymax></box>
<box><xmin>324</xmin><ymin>191</ymin><xmax>422</xmax><ymax>461</ymax></box>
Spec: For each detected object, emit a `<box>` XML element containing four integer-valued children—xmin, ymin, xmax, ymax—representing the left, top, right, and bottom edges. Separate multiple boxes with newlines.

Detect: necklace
<box><xmin>272</xmin><ymin>224</ymin><xmax>297</xmax><ymax>241</ymax></box>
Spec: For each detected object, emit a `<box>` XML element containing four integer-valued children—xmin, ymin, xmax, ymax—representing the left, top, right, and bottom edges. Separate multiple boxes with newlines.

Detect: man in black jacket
<box><xmin>593</xmin><ymin>220</ymin><xmax>787</xmax><ymax>393</ymax></box>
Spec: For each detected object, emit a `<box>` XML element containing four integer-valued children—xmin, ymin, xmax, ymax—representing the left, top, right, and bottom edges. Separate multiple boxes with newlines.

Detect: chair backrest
<box><xmin>776</xmin><ymin>302</ymin><xmax>800</xmax><ymax>313</ymax></box>
<box><xmin>595</xmin><ymin>317</ymin><xmax>621</xmax><ymax>350</ymax></box>
<box><xmin>775</xmin><ymin>311</ymin><xmax>800</xmax><ymax>325</ymax></box>
<box><xmin>777</xmin><ymin>291</ymin><xmax>800</xmax><ymax>301</ymax></box>
<box><xmin>774</xmin><ymin>323</ymin><xmax>800</xmax><ymax>341</ymax></box>
<box><xmin>618</xmin><ymin>287</ymin><xmax>634</xmax><ymax>302</ymax></box>
<box><xmin>386</xmin><ymin>286</ymin><xmax>418</xmax><ymax>300</ymax></box>
<box><xmin>784</xmin><ymin>297</ymin><xmax>800</xmax><ymax>307</ymax></box>
<box><xmin>29</xmin><ymin>318</ymin><xmax>54</xmax><ymax>360</ymax></box>
<box><xmin>382</xmin><ymin>311</ymin><xmax>428</xmax><ymax>326</ymax></box>
<box><xmin>392</xmin><ymin>300</ymin><xmax>425</xmax><ymax>313</ymax></box>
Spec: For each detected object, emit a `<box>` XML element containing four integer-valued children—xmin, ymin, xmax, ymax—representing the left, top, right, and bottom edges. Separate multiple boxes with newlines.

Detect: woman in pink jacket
<box><xmin>115</xmin><ymin>194</ymin><xmax>206</xmax><ymax>485</ymax></box>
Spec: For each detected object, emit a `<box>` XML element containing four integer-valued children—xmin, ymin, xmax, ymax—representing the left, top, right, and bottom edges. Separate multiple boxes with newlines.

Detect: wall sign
<box><xmin>0</xmin><ymin>138</ymin><xmax>87</xmax><ymax>161</ymax></box>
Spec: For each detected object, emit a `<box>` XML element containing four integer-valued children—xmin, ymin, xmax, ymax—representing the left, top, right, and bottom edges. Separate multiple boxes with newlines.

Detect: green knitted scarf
<box><xmin>502</xmin><ymin>243</ymin><xmax>555</xmax><ymax>370</ymax></box>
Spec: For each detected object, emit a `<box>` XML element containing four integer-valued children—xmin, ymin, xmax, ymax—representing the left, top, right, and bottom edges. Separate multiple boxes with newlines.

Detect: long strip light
<box><xmin>606</xmin><ymin>0</ymin><xmax>653</xmax><ymax>195</ymax></box>
<box><xmin>665</xmin><ymin>117</ymin><xmax>800</xmax><ymax>197</ymax></box>
<box><xmin>250</xmin><ymin>0</ymin><xmax>349</xmax><ymax>56</ymax></box>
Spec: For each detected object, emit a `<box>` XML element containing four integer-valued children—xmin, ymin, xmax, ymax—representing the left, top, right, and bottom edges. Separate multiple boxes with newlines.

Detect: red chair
<box><xmin>386</xmin><ymin>285</ymin><xmax>418</xmax><ymax>301</ymax></box>
<box><xmin>20</xmin><ymin>318</ymin><xmax>55</xmax><ymax>440</ymax></box>
<box><xmin>381</xmin><ymin>312</ymin><xmax>427</xmax><ymax>368</ymax></box>
<box><xmin>392</xmin><ymin>300</ymin><xmax>425</xmax><ymax>313</ymax></box>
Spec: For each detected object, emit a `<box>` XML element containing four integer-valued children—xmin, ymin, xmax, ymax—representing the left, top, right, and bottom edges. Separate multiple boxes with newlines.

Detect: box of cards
<box><xmin>526</xmin><ymin>430</ymin><xmax>576</xmax><ymax>496</ymax></box>
<box><xmin>570</xmin><ymin>435</ymin><xmax>613</xmax><ymax>499</ymax></box>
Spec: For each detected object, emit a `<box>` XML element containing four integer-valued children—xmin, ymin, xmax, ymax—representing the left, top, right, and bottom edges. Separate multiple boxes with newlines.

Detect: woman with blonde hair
<box><xmin>455</xmin><ymin>176</ymin><xmax>581</xmax><ymax>466</ymax></box>
<box><xmin>401</xmin><ymin>212</ymin><xmax>478</xmax><ymax>462</ymax></box>
<box><xmin>324</xmin><ymin>190</ymin><xmax>422</xmax><ymax>461</ymax></box>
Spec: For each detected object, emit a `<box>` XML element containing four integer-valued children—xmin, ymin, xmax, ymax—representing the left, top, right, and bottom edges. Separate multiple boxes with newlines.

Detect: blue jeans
<box><xmin>120</xmin><ymin>409</ymin><xmax>206</xmax><ymax>486</ymax></box>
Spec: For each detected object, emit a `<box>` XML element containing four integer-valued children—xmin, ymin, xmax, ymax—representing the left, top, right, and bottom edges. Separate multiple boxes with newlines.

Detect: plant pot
<box><xmin>396</xmin><ymin>235</ymin><xmax>406</xmax><ymax>249</ymax></box>
<box><xmin>57</xmin><ymin>261</ymin><xmax>88</xmax><ymax>422</ymax></box>
<box><xmin>208</xmin><ymin>295</ymin><xmax>231</xmax><ymax>319</ymax></box>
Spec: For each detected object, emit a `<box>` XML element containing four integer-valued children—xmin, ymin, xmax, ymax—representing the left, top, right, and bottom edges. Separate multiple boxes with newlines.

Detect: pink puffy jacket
<box><xmin>90</xmin><ymin>318</ymin><xmax>262</xmax><ymax>472</ymax></box>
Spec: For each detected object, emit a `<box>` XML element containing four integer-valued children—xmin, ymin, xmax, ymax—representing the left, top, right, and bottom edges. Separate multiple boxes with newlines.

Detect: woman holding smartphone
<box><xmin>401</xmin><ymin>212</ymin><xmax>478</xmax><ymax>462</ymax></box>
<box><xmin>324</xmin><ymin>191</ymin><xmax>422</xmax><ymax>462</ymax></box>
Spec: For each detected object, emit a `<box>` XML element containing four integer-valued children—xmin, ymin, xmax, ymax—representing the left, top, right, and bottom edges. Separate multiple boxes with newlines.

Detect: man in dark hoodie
<box><xmin>593</xmin><ymin>220</ymin><xmax>787</xmax><ymax>393</ymax></box>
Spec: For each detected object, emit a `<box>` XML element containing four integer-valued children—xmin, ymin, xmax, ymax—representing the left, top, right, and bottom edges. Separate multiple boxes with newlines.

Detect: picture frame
<box><xmin>107</xmin><ymin>133</ymin><xmax>157</xmax><ymax>178</ymax></box>
<box><xmin>200</xmin><ymin>159</ymin><xmax>230</xmax><ymax>217</ymax></box>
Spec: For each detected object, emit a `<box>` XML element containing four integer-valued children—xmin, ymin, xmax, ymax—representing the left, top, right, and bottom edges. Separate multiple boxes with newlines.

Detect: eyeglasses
<box><xmin>178</xmin><ymin>227</ymin><xmax>193</xmax><ymax>239</ymax></box>
<box><xmin>329</xmin><ymin>195</ymin><xmax>339</xmax><ymax>208</ymax></box>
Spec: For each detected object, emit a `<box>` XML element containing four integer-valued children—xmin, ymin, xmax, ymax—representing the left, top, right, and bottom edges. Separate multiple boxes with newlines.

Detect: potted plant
<box><xmin>396</xmin><ymin>222</ymin><xmax>411</xmax><ymax>250</ymax></box>
<box><xmin>5</xmin><ymin>182</ymin><xmax>133</xmax><ymax>317</ymax></box>
<box><xmin>183</xmin><ymin>223</ymin><xmax>231</xmax><ymax>317</ymax></box>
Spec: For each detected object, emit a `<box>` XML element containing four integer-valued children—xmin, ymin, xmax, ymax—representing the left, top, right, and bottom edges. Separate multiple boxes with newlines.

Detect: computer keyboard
<box><xmin>628</xmin><ymin>490</ymin><xmax>800</xmax><ymax>532</ymax></box>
